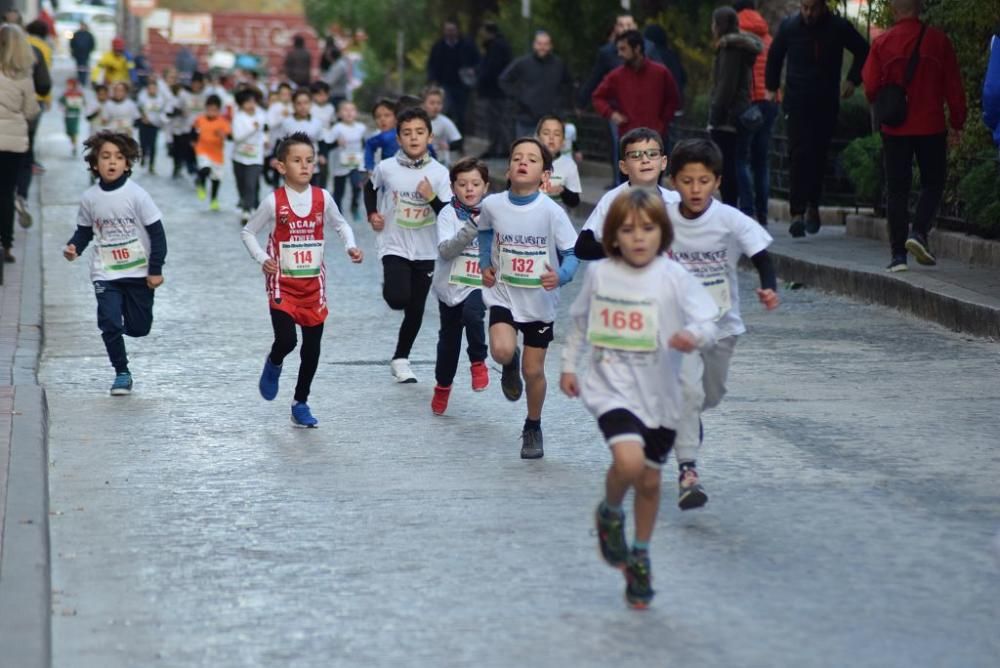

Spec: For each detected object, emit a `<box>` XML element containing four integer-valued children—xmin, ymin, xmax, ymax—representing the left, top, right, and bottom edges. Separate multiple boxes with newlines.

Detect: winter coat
<box><xmin>985</xmin><ymin>33</ymin><xmax>1000</xmax><ymax>147</ymax></box>
<box><xmin>283</xmin><ymin>47</ymin><xmax>312</xmax><ymax>88</ymax></box>
<box><xmin>577</xmin><ymin>39</ymin><xmax>662</xmax><ymax>109</ymax></box>
<box><xmin>592</xmin><ymin>58</ymin><xmax>680</xmax><ymax>137</ymax></box>
<box><xmin>427</xmin><ymin>36</ymin><xmax>480</xmax><ymax>88</ymax></box>
<box><xmin>499</xmin><ymin>52</ymin><xmax>572</xmax><ymax>124</ymax></box>
<box><xmin>738</xmin><ymin>9</ymin><xmax>774</xmax><ymax>103</ymax></box>
<box><xmin>710</xmin><ymin>32</ymin><xmax>762</xmax><ymax>132</ymax></box>
<box><xmin>478</xmin><ymin>34</ymin><xmax>512</xmax><ymax>99</ymax></box>
<box><xmin>70</xmin><ymin>29</ymin><xmax>95</xmax><ymax>67</ymax></box>
<box><xmin>0</xmin><ymin>72</ymin><xmax>41</xmax><ymax>153</ymax></box>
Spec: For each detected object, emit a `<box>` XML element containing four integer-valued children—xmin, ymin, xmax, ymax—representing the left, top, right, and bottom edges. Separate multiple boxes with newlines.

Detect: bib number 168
<box><xmin>599</xmin><ymin>308</ymin><xmax>645</xmax><ymax>331</ymax></box>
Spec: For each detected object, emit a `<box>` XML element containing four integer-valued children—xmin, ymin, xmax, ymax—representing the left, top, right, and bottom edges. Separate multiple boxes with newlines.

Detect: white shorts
<box><xmin>196</xmin><ymin>155</ymin><xmax>224</xmax><ymax>181</ymax></box>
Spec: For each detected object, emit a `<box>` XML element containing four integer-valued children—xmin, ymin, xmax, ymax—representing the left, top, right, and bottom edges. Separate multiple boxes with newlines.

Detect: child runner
<box><xmin>423</xmin><ymin>85</ymin><xmax>462</xmax><ymax>167</ymax></box>
<box><xmin>232</xmin><ymin>87</ymin><xmax>267</xmax><ymax>224</ymax></box>
<box><xmin>62</xmin><ymin>131</ymin><xmax>168</xmax><ymax>396</ymax></box>
<box><xmin>364</xmin><ymin>107</ymin><xmax>452</xmax><ymax>383</ymax></box>
<box><xmin>85</xmin><ymin>83</ymin><xmax>110</xmax><ymax>134</ymax></box>
<box><xmin>172</xmin><ymin>72</ymin><xmax>207</xmax><ymax>177</ymax></box>
<box><xmin>192</xmin><ymin>95</ymin><xmax>231</xmax><ymax>211</ymax></box>
<box><xmin>263</xmin><ymin>83</ymin><xmax>293</xmax><ymax>186</ymax></box>
<box><xmin>241</xmin><ymin>132</ymin><xmax>364</xmax><ymax>427</ymax></box>
<box><xmin>478</xmin><ymin>137</ymin><xmax>579</xmax><ymax>459</ymax></box>
<box><xmin>430</xmin><ymin>157</ymin><xmax>490</xmax><ymax>415</ymax></box>
<box><xmin>560</xmin><ymin>188</ymin><xmax>718</xmax><ymax>608</ymax></box>
<box><xmin>105</xmin><ymin>82</ymin><xmax>139</xmax><ymax>137</ymax></box>
<box><xmin>270</xmin><ymin>88</ymin><xmax>325</xmax><ymax>186</ymax></box>
<box><xmin>363</xmin><ymin>98</ymin><xmax>398</xmax><ymax>172</ymax></box>
<box><xmin>327</xmin><ymin>100</ymin><xmax>366</xmax><ymax>218</ymax></box>
<box><xmin>311</xmin><ymin>81</ymin><xmax>336</xmax><ymax>187</ymax></box>
<box><xmin>536</xmin><ymin>114</ymin><xmax>582</xmax><ymax>211</ymax></box>
<box><xmin>137</xmin><ymin>78</ymin><xmax>166</xmax><ymax>174</ymax></box>
<box><xmin>59</xmin><ymin>77</ymin><xmax>85</xmax><ymax>156</ymax></box>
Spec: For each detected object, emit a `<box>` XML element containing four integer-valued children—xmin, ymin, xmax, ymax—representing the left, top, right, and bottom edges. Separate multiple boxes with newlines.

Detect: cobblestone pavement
<box><xmin>35</xmin><ymin>108</ymin><xmax>1000</xmax><ymax>667</ymax></box>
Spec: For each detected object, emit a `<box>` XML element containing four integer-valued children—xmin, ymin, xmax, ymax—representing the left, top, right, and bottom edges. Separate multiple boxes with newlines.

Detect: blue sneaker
<box><xmin>291</xmin><ymin>402</ymin><xmax>318</xmax><ymax>428</ymax></box>
<box><xmin>259</xmin><ymin>356</ymin><xmax>281</xmax><ymax>401</ymax></box>
<box><xmin>110</xmin><ymin>371</ymin><xmax>133</xmax><ymax>396</ymax></box>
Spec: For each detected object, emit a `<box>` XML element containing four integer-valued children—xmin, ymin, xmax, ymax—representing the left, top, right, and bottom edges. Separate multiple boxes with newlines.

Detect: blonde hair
<box><xmin>0</xmin><ymin>24</ymin><xmax>34</xmax><ymax>80</ymax></box>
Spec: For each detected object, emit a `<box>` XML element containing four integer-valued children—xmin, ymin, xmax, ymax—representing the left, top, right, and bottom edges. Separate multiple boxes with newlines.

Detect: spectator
<box><xmin>477</xmin><ymin>22</ymin><xmax>512</xmax><ymax>159</ymax></box>
<box><xmin>642</xmin><ymin>24</ymin><xmax>687</xmax><ymax>108</ymax></box>
<box><xmin>766</xmin><ymin>0</ymin><xmax>868</xmax><ymax>237</ymax></box>
<box><xmin>984</xmin><ymin>28</ymin><xmax>1000</xmax><ymax>153</ymax></box>
<box><xmin>735</xmin><ymin>0</ymin><xmax>779</xmax><ymax>227</ymax></box>
<box><xmin>426</xmin><ymin>18</ymin><xmax>480</xmax><ymax>132</ymax></box>
<box><xmin>94</xmin><ymin>36</ymin><xmax>134</xmax><ymax>85</ymax></box>
<box><xmin>499</xmin><ymin>30</ymin><xmax>573</xmax><ymax>139</ymax></box>
<box><xmin>283</xmin><ymin>34</ymin><xmax>312</xmax><ymax>88</ymax></box>
<box><xmin>862</xmin><ymin>0</ymin><xmax>966</xmax><ymax>272</ymax></box>
<box><xmin>70</xmin><ymin>21</ymin><xmax>95</xmax><ymax>85</ymax></box>
<box><xmin>174</xmin><ymin>46</ymin><xmax>197</xmax><ymax>85</ymax></box>
<box><xmin>16</xmin><ymin>19</ymin><xmax>51</xmax><ymax>227</ymax></box>
<box><xmin>319</xmin><ymin>38</ymin><xmax>349</xmax><ymax>108</ymax></box>
<box><xmin>0</xmin><ymin>24</ymin><xmax>41</xmax><ymax>263</ymax></box>
<box><xmin>591</xmin><ymin>30</ymin><xmax>680</xmax><ymax>170</ymax></box>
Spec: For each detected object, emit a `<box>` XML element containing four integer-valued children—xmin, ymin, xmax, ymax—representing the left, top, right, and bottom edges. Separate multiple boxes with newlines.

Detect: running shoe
<box><xmin>805</xmin><ymin>206</ymin><xmax>822</xmax><ymax>234</ymax></box>
<box><xmin>788</xmin><ymin>218</ymin><xmax>806</xmax><ymax>238</ymax></box>
<box><xmin>209</xmin><ymin>199</ymin><xmax>220</xmax><ymax>212</ymax></box>
<box><xmin>624</xmin><ymin>549</ymin><xmax>655</xmax><ymax>609</ymax></box>
<box><xmin>520</xmin><ymin>427</ymin><xmax>543</xmax><ymax>459</ymax></box>
<box><xmin>3</xmin><ymin>248</ymin><xmax>14</xmax><ymax>263</ymax></box>
<box><xmin>196</xmin><ymin>185</ymin><xmax>207</xmax><ymax>201</ymax></box>
<box><xmin>905</xmin><ymin>233</ymin><xmax>937</xmax><ymax>266</ymax></box>
<box><xmin>431</xmin><ymin>384</ymin><xmax>451</xmax><ymax>415</ymax></box>
<box><xmin>390</xmin><ymin>358</ymin><xmax>417</xmax><ymax>383</ymax></box>
<box><xmin>470</xmin><ymin>361</ymin><xmax>489</xmax><ymax>392</ymax></box>
<box><xmin>258</xmin><ymin>356</ymin><xmax>282</xmax><ymax>400</ymax></box>
<box><xmin>678</xmin><ymin>468</ymin><xmax>708</xmax><ymax>510</ymax></box>
<box><xmin>595</xmin><ymin>503</ymin><xmax>628</xmax><ymax>569</ymax></box>
<box><xmin>291</xmin><ymin>402</ymin><xmax>318</xmax><ymax>428</ymax></box>
<box><xmin>501</xmin><ymin>348</ymin><xmax>522</xmax><ymax>401</ymax></box>
<box><xmin>886</xmin><ymin>255</ymin><xmax>908</xmax><ymax>273</ymax></box>
<box><xmin>15</xmin><ymin>195</ymin><xmax>32</xmax><ymax>229</ymax></box>
<box><xmin>110</xmin><ymin>371</ymin><xmax>133</xmax><ymax>396</ymax></box>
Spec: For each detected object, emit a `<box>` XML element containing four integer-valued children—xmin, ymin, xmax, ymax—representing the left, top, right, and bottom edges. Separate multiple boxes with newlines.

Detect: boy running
<box><xmin>232</xmin><ymin>87</ymin><xmax>267</xmax><ymax>223</ymax></box>
<box><xmin>192</xmin><ymin>94</ymin><xmax>231</xmax><ymax>211</ymax></box>
<box><xmin>536</xmin><ymin>114</ymin><xmax>582</xmax><ymax>210</ymax></box>
<box><xmin>327</xmin><ymin>100</ymin><xmax>366</xmax><ymax>217</ymax></box>
<box><xmin>59</xmin><ymin>77</ymin><xmax>85</xmax><ymax>156</ymax></box>
<box><xmin>423</xmin><ymin>85</ymin><xmax>462</xmax><ymax>167</ymax></box>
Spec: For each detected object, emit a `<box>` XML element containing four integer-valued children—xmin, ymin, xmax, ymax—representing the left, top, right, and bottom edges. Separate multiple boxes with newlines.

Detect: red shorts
<box><xmin>269</xmin><ymin>295</ymin><xmax>328</xmax><ymax>327</ymax></box>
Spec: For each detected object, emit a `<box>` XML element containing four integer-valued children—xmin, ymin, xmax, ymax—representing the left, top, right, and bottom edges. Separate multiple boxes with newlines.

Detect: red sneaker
<box><xmin>431</xmin><ymin>384</ymin><xmax>451</xmax><ymax>415</ymax></box>
<box><xmin>470</xmin><ymin>361</ymin><xmax>489</xmax><ymax>392</ymax></box>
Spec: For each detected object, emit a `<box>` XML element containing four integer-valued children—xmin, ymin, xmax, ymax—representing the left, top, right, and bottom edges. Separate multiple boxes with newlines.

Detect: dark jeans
<box><xmin>95</xmin><ymin>278</ymin><xmax>155</xmax><ymax>373</ymax></box>
<box><xmin>0</xmin><ymin>151</ymin><xmax>22</xmax><ymax>249</ymax></box>
<box><xmin>16</xmin><ymin>114</ymin><xmax>40</xmax><ymax>199</ymax></box>
<box><xmin>710</xmin><ymin>128</ymin><xmax>744</xmax><ymax>207</ymax></box>
<box><xmin>233</xmin><ymin>162</ymin><xmax>263</xmax><ymax>212</ymax></box>
<box><xmin>269</xmin><ymin>308</ymin><xmax>324</xmax><ymax>403</ymax></box>
<box><xmin>382</xmin><ymin>255</ymin><xmax>434</xmax><ymax>360</ymax></box>
<box><xmin>75</xmin><ymin>62</ymin><xmax>90</xmax><ymax>86</ymax></box>
<box><xmin>883</xmin><ymin>132</ymin><xmax>947</xmax><ymax>257</ymax></box>
<box><xmin>138</xmin><ymin>123</ymin><xmax>159</xmax><ymax>168</ymax></box>
<box><xmin>737</xmin><ymin>100</ymin><xmax>779</xmax><ymax>217</ymax></box>
<box><xmin>785</xmin><ymin>106</ymin><xmax>838</xmax><ymax>217</ymax></box>
<box><xmin>333</xmin><ymin>171</ymin><xmax>362</xmax><ymax>213</ymax></box>
<box><xmin>435</xmin><ymin>291</ymin><xmax>487</xmax><ymax>387</ymax></box>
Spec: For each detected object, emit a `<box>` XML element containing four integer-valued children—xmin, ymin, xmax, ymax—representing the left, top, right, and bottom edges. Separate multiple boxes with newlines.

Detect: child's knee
<box><xmin>636</xmin><ymin>467</ymin><xmax>661</xmax><ymax>495</ymax></box>
<box><xmin>382</xmin><ymin>285</ymin><xmax>409</xmax><ymax>311</ymax></box>
<box><xmin>521</xmin><ymin>357</ymin><xmax>545</xmax><ymax>383</ymax></box>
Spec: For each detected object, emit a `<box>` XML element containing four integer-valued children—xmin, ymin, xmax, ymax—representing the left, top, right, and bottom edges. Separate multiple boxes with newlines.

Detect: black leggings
<box><xmin>138</xmin><ymin>123</ymin><xmax>158</xmax><ymax>168</ymax></box>
<box><xmin>382</xmin><ymin>255</ymin><xmax>434</xmax><ymax>360</ymax></box>
<box><xmin>268</xmin><ymin>309</ymin><xmax>324</xmax><ymax>403</ymax></box>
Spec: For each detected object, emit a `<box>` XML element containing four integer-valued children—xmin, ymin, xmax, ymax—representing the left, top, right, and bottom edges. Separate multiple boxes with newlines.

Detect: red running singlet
<box><xmin>265</xmin><ymin>186</ymin><xmax>328</xmax><ymax>327</ymax></box>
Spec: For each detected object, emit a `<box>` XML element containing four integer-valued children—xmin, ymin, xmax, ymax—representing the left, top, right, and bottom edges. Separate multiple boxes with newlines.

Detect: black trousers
<box><xmin>333</xmin><ymin>171</ymin><xmax>362</xmax><ymax>213</ymax></box>
<box><xmin>435</xmin><ymin>291</ymin><xmax>487</xmax><ymax>387</ymax></box>
<box><xmin>785</xmin><ymin>107</ymin><xmax>838</xmax><ymax>217</ymax></box>
<box><xmin>382</xmin><ymin>255</ymin><xmax>434</xmax><ymax>360</ymax></box>
<box><xmin>95</xmin><ymin>278</ymin><xmax>155</xmax><ymax>373</ymax></box>
<box><xmin>0</xmin><ymin>151</ymin><xmax>21</xmax><ymax>250</ymax></box>
<box><xmin>710</xmin><ymin>128</ymin><xmax>742</xmax><ymax>207</ymax></box>
<box><xmin>16</xmin><ymin>114</ymin><xmax>40</xmax><ymax>199</ymax></box>
<box><xmin>138</xmin><ymin>123</ymin><xmax>159</xmax><ymax>168</ymax></box>
<box><xmin>269</xmin><ymin>309</ymin><xmax>324</xmax><ymax>403</ymax></box>
<box><xmin>233</xmin><ymin>162</ymin><xmax>263</xmax><ymax>212</ymax></box>
<box><xmin>882</xmin><ymin>132</ymin><xmax>947</xmax><ymax>257</ymax></box>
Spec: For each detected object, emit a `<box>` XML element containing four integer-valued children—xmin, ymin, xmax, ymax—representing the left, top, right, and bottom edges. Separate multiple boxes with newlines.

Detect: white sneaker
<box><xmin>390</xmin><ymin>358</ymin><xmax>417</xmax><ymax>383</ymax></box>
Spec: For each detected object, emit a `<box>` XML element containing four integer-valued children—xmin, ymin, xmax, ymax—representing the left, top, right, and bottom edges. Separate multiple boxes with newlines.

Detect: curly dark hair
<box><xmin>83</xmin><ymin>131</ymin><xmax>141</xmax><ymax>177</ymax></box>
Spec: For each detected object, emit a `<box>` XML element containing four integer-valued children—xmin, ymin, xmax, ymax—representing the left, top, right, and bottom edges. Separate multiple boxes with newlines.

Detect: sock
<box><xmin>679</xmin><ymin>461</ymin><xmax>697</xmax><ymax>474</ymax></box>
<box><xmin>599</xmin><ymin>500</ymin><xmax>623</xmax><ymax>517</ymax></box>
<box><xmin>523</xmin><ymin>417</ymin><xmax>541</xmax><ymax>432</ymax></box>
<box><xmin>211</xmin><ymin>179</ymin><xmax>220</xmax><ymax>200</ymax></box>
<box><xmin>633</xmin><ymin>540</ymin><xmax>650</xmax><ymax>553</ymax></box>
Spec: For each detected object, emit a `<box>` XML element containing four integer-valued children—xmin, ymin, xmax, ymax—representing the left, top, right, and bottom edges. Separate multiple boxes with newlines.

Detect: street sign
<box><xmin>171</xmin><ymin>12</ymin><xmax>212</xmax><ymax>45</ymax></box>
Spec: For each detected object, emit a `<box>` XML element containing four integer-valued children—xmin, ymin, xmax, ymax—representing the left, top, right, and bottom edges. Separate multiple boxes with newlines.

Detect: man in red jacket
<box><xmin>862</xmin><ymin>0</ymin><xmax>966</xmax><ymax>272</ymax></box>
<box><xmin>592</xmin><ymin>29</ymin><xmax>680</xmax><ymax>173</ymax></box>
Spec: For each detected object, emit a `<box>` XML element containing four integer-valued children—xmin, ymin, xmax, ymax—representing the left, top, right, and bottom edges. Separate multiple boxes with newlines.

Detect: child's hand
<box><xmin>757</xmin><ymin>288</ymin><xmax>780</xmax><ymax>311</ymax></box>
<box><xmin>347</xmin><ymin>247</ymin><xmax>363</xmax><ymax>263</ymax></box>
<box><xmin>559</xmin><ymin>372</ymin><xmax>579</xmax><ymax>398</ymax></box>
<box><xmin>63</xmin><ymin>244</ymin><xmax>77</xmax><ymax>261</ymax></box>
<box><xmin>668</xmin><ymin>330</ymin><xmax>699</xmax><ymax>353</ymax></box>
<box><xmin>262</xmin><ymin>258</ymin><xmax>278</xmax><ymax>275</ymax></box>
<box><xmin>318</xmin><ymin>155</ymin><xmax>327</xmax><ymax>166</ymax></box>
<box><xmin>482</xmin><ymin>266</ymin><xmax>496</xmax><ymax>288</ymax></box>
<box><xmin>146</xmin><ymin>275</ymin><xmax>164</xmax><ymax>289</ymax></box>
<box><xmin>253</xmin><ymin>121</ymin><xmax>260</xmax><ymax>129</ymax></box>
<box><xmin>544</xmin><ymin>183</ymin><xmax>564</xmax><ymax>197</ymax></box>
<box><xmin>416</xmin><ymin>177</ymin><xmax>434</xmax><ymax>201</ymax></box>
<box><xmin>540</xmin><ymin>263</ymin><xmax>559</xmax><ymax>291</ymax></box>
<box><xmin>368</xmin><ymin>212</ymin><xmax>385</xmax><ymax>231</ymax></box>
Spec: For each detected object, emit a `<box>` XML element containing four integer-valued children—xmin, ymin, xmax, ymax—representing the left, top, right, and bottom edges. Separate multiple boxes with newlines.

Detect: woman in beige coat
<box><xmin>0</xmin><ymin>24</ymin><xmax>40</xmax><ymax>263</ymax></box>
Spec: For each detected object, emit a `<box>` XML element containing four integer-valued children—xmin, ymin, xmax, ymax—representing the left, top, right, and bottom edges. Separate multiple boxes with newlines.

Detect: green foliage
<box><xmin>957</xmin><ymin>154</ymin><xmax>1000</xmax><ymax>237</ymax></box>
<box><xmin>840</xmin><ymin>133</ymin><xmax>883</xmax><ymax>203</ymax></box>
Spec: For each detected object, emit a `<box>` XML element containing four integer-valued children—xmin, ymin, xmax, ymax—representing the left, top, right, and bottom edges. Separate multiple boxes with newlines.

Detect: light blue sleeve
<box><xmin>478</xmin><ymin>229</ymin><xmax>493</xmax><ymax>271</ymax></box>
<box><xmin>556</xmin><ymin>248</ymin><xmax>579</xmax><ymax>286</ymax></box>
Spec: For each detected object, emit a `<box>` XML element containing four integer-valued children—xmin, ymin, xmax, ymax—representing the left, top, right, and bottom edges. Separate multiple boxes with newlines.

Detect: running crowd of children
<box><xmin>61</xmin><ymin>70</ymin><xmax>781</xmax><ymax>610</ymax></box>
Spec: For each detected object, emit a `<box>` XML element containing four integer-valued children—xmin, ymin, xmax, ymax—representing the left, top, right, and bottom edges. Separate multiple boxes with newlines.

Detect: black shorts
<box><xmin>488</xmin><ymin>306</ymin><xmax>554</xmax><ymax>349</ymax></box>
<box><xmin>597</xmin><ymin>409</ymin><xmax>676</xmax><ymax>467</ymax></box>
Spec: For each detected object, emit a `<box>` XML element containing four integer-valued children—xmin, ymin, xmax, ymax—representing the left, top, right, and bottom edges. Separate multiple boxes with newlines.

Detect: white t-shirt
<box><xmin>179</xmin><ymin>89</ymin><xmax>207</xmax><ymax>133</ymax></box>
<box><xmin>77</xmin><ymin>180</ymin><xmax>163</xmax><ymax>282</ymax></box>
<box><xmin>479</xmin><ymin>193</ymin><xmax>578</xmax><ymax>324</ymax></box>
<box><xmin>433</xmin><ymin>205</ymin><xmax>481</xmax><ymax>307</ymax></box>
<box><xmin>137</xmin><ymin>89</ymin><xmax>166</xmax><ymax>127</ymax></box>
<box><xmin>104</xmin><ymin>98</ymin><xmax>139</xmax><ymax>136</ymax></box>
<box><xmin>561</xmin><ymin>256</ymin><xmax>718</xmax><ymax>430</ymax></box>
<box><xmin>232</xmin><ymin>109</ymin><xmax>267</xmax><ymax>165</ymax></box>
<box><xmin>583</xmin><ymin>182</ymin><xmax>681</xmax><ymax>239</ymax></box>
<box><xmin>327</xmin><ymin>121</ymin><xmax>366</xmax><ymax>176</ymax></box>
<box><xmin>87</xmin><ymin>98</ymin><xmax>110</xmax><ymax>132</ymax></box>
<box><xmin>271</xmin><ymin>116</ymin><xmax>324</xmax><ymax>147</ymax></box>
<box><xmin>666</xmin><ymin>200</ymin><xmax>772</xmax><ymax>338</ymax></box>
<box><xmin>370</xmin><ymin>156</ymin><xmax>452</xmax><ymax>261</ymax></box>
<box><xmin>266</xmin><ymin>101</ymin><xmax>292</xmax><ymax>133</ymax></box>
<box><xmin>548</xmin><ymin>153</ymin><xmax>582</xmax><ymax>201</ymax></box>
<box><xmin>312</xmin><ymin>102</ymin><xmax>336</xmax><ymax>135</ymax></box>
<box><xmin>430</xmin><ymin>114</ymin><xmax>462</xmax><ymax>167</ymax></box>
<box><xmin>563</xmin><ymin>122</ymin><xmax>577</xmax><ymax>155</ymax></box>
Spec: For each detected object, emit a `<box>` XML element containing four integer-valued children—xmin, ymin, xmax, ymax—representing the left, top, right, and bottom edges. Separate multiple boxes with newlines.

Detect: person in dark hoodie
<box><xmin>477</xmin><ymin>22</ymin><xmax>512</xmax><ymax>158</ymax></box>
<box><xmin>709</xmin><ymin>6</ymin><xmax>761</xmax><ymax>207</ymax></box>
<box><xmin>986</xmin><ymin>27</ymin><xmax>1000</xmax><ymax>156</ymax></box>
<box><xmin>766</xmin><ymin>0</ymin><xmax>868</xmax><ymax>237</ymax></box>
<box><xmin>498</xmin><ymin>30</ymin><xmax>573</xmax><ymax>139</ymax></box>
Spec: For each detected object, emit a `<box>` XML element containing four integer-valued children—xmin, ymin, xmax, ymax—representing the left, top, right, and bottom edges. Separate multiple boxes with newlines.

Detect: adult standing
<box><xmin>0</xmin><ymin>24</ymin><xmax>41</xmax><ymax>263</ymax></box>
<box><xmin>983</xmin><ymin>28</ymin><xmax>1000</xmax><ymax>155</ymax></box>
<box><xmin>861</xmin><ymin>0</ymin><xmax>965</xmax><ymax>272</ymax></box>
<box><xmin>707</xmin><ymin>7</ymin><xmax>761</xmax><ymax>207</ymax></box>
<box><xmin>426</xmin><ymin>19</ymin><xmax>480</xmax><ymax>133</ymax></box>
<box><xmin>283</xmin><ymin>34</ymin><xmax>312</xmax><ymax>88</ymax></box>
<box><xmin>477</xmin><ymin>22</ymin><xmax>512</xmax><ymax>159</ymax></box>
<box><xmin>735</xmin><ymin>0</ymin><xmax>780</xmax><ymax>227</ymax></box>
<box><xmin>93</xmin><ymin>36</ymin><xmax>133</xmax><ymax>85</ymax></box>
<box><xmin>70</xmin><ymin>21</ymin><xmax>95</xmax><ymax>85</ymax></box>
<box><xmin>17</xmin><ymin>19</ymin><xmax>51</xmax><ymax>228</ymax></box>
<box><xmin>319</xmin><ymin>38</ymin><xmax>349</xmax><ymax>108</ymax></box>
<box><xmin>766</xmin><ymin>0</ymin><xmax>868</xmax><ymax>237</ymax></box>
<box><xmin>498</xmin><ymin>30</ymin><xmax>572</xmax><ymax>139</ymax></box>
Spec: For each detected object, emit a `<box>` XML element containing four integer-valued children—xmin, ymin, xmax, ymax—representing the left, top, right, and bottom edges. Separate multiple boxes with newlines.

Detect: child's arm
<box><xmin>64</xmin><ymin>201</ymin><xmax>95</xmax><ymax>261</ymax></box>
<box><xmin>476</xmin><ymin>203</ymin><xmax>495</xmax><ymax>286</ymax></box>
<box><xmin>323</xmin><ymin>192</ymin><xmax>363</xmax><ymax>262</ymax></box>
<box><xmin>363</xmin><ymin>175</ymin><xmax>382</xmax><ymax>230</ymax></box>
<box><xmin>559</xmin><ymin>266</ymin><xmax>595</xmax><ymax>397</ymax></box>
<box><xmin>241</xmin><ymin>197</ymin><xmax>277</xmax><ymax>273</ymax></box>
<box><xmin>750</xmin><ymin>250</ymin><xmax>779</xmax><ymax>310</ymax></box>
<box><xmin>545</xmin><ymin>212</ymin><xmax>580</xmax><ymax>289</ymax></box>
<box><xmin>674</xmin><ymin>270</ymin><xmax>719</xmax><ymax>351</ymax></box>
<box><xmin>145</xmin><ymin>220</ymin><xmax>167</xmax><ymax>288</ymax></box>
<box><xmin>575</xmin><ymin>203</ymin><xmax>608</xmax><ymax>260</ymax></box>
<box><xmin>363</xmin><ymin>133</ymin><xmax>379</xmax><ymax>172</ymax></box>
<box><xmin>437</xmin><ymin>206</ymin><xmax>478</xmax><ymax>261</ymax></box>
<box><xmin>560</xmin><ymin>190</ymin><xmax>581</xmax><ymax>208</ymax></box>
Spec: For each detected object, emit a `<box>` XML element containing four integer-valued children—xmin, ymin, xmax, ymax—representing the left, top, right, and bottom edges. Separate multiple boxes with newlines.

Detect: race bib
<box><xmin>339</xmin><ymin>151</ymin><xmax>361</xmax><ymax>168</ymax></box>
<box><xmin>395</xmin><ymin>197</ymin><xmax>435</xmax><ymax>229</ymax></box>
<box><xmin>279</xmin><ymin>240</ymin><xmax>324</xmax><ymax>278</ymax></box>
<box><xmin>701</xmin><ymin>275</ymin><xmax>731</xmax><ymax>321</ymax></box>
<box><xmin>99</xmin><ymin>238</ymin><xmax>147</xmax><ymax>272</ymax></box>
<box><xmin>448</xmin><ymin>247</ymin><xmax>482</xmax><ymax>287</ymax></box>
<box><xmin>236</xmin><ymin>142</ymin><xmax>259</xmax><ymax>159</ymax></box>
<box><xmin>113</xmin><ymin>118</ymin><xmax>132</xmax><ymax>132</ymax></box>
<box><xmin>499</xmin><ymin>244</ymin><xmax>548</xmax><ymax>288</ymax></box>
<box><xmin>587</xmin><ymin>293</ymin><xmax>659</xmax><ymax>352</ymax></box>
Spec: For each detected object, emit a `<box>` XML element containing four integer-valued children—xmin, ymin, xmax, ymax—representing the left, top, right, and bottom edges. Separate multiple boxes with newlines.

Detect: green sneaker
<box><xmin>624</xmin><ymin>549</ymin><xmax>655</xmax><ymax>609</ymax></box>
<box><xmin>594</xmin><ymin>503</ymin><xmax>628</xmax><ymax>569</ymax></box>
<box><xmin>209</xmin><ymin>199</ymin><xmax>220</xmax><ymax>211</ymax></box>
<box><xmin>196</xmin><ymin>185</ymin><xmax>206</xmax><ymax>201</ymax></box>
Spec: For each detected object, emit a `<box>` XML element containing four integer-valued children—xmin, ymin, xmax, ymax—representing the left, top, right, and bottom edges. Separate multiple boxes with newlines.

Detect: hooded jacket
<box><xmin>710</xmin><ymin>32</ymin><xmax>762</xmax><ymax>131</ymax></box>
<box><xmin>738</xmin><ymin>9</ymin><xmax>774</xmax><ymax>103</ymax></box>
<box><xmin>985</xmin><ymin>33</ymin><xmax>1000</xmax><ymax>147</ymax></box>
<box><xmin>0</xmin><ymin>71</ymin><xmax>41</xmax><ymax>153</ymax></box>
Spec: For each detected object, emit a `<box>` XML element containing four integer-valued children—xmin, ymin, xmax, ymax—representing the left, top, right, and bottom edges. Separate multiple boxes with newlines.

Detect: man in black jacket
<box><xmin>70</xmin><ymin>22</ymin><xmax>95</xmax><ymax>85</ymax></box>
<box><xmin>766</xmin><ymin>0</ymin><xmax>868</xmax><ymax>237</ymax></box>
<box><xmin>477</xmin><ymin>22</ymin><xmax>512</xmax><ymax>158</ymax></box>
<box><xmin>427</xmin><ymin>19</ymin><xmax>480</xmax><ymax>133</ymax></box>
<box><xmin>499</xmin><ymin>30</ymin><xmax>573</xmax><ymax>140</ymax></box>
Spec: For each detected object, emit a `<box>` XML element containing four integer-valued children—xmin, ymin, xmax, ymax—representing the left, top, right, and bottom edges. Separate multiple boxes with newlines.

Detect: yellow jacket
<box><xmin>92</xmin><ymin>51</ymin><xmax>134</xmax><ymax>86</ymax></box>
<box><xmin>26</xmin><ymin>35</ymin><xmax>52</xmax><ymax>104</ymax></box>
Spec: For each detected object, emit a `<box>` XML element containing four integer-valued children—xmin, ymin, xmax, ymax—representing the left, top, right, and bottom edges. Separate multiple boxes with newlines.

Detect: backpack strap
<box><xmin>903</xmin><ymin>22</ymin><xmax>928</xmax><ymax>86</ymax></box>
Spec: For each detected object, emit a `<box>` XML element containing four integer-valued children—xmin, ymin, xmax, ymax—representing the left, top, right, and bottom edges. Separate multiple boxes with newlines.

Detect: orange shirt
<box><xmin>193</xmin><ymin>115</ymin><xmax>231</xmax><ymax>164</ymax></box>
